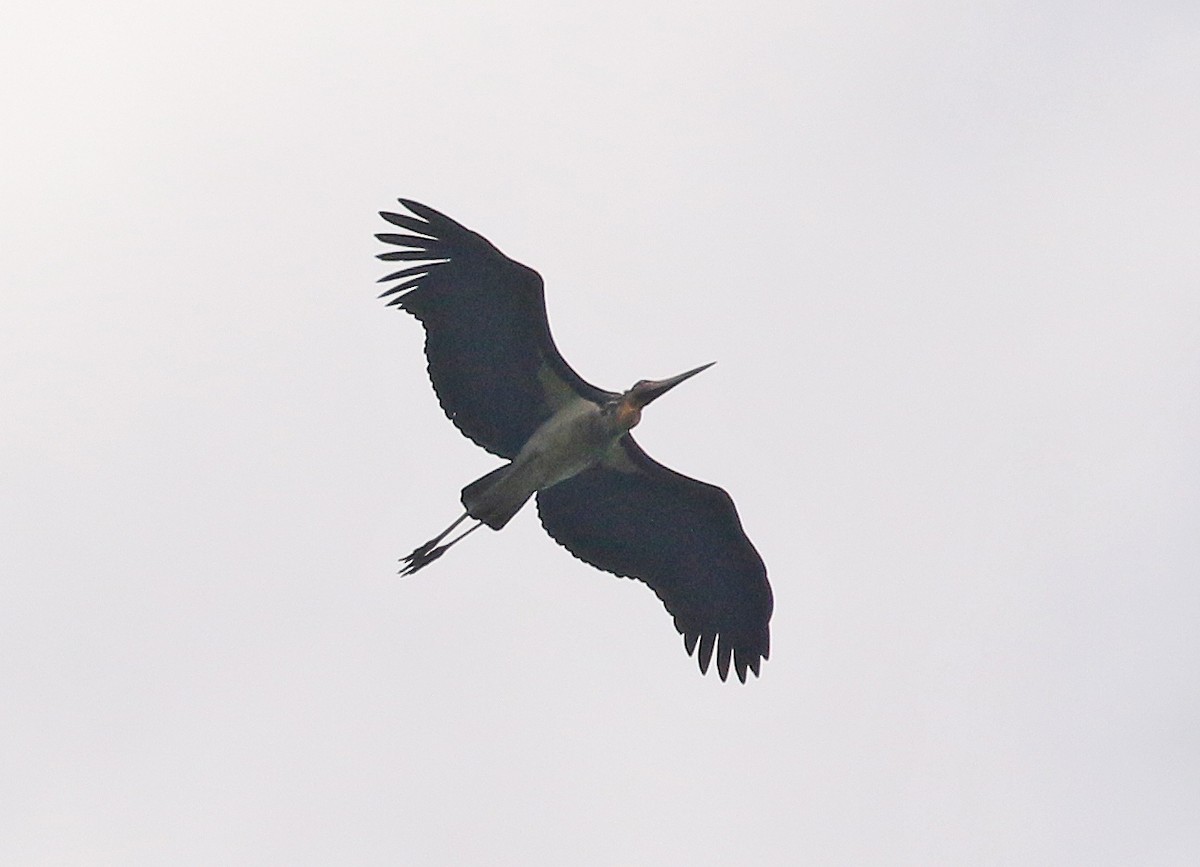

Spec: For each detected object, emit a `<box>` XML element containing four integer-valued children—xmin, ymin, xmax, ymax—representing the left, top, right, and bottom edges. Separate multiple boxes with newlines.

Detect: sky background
<box><xmin>3</xmin><ymin>2</ymin><xmax>1199</xmax><ymax>864</ymax></box>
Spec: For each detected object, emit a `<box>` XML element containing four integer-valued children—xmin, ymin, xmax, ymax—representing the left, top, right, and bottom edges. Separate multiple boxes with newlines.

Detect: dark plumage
<box><xmin>375</xmin><ymin>199</ymin><xmax>772</xmax><ymax>682</ymax></box>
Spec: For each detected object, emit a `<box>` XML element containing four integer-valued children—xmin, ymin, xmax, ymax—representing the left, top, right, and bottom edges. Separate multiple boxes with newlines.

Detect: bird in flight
<box><xmin>374</xmin><ymin>199</ymin><xmax>772</xmax><ymax>682</ymax></box>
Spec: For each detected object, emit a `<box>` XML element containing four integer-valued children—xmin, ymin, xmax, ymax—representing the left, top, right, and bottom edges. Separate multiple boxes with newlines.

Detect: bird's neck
<box><xmin>615</xmin><ymin>397</ymin><xmax>642</xmax><ymax>431</ymax></box>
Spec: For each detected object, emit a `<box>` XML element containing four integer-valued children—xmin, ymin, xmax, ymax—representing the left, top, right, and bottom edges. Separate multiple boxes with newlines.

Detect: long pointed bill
<box><xmin>633</xmin><ymin>361</ymin><xmax>717</xmax><ymax>407</ymax></box>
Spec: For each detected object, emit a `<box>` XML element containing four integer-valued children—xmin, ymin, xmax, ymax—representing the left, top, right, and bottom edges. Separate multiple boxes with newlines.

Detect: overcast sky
<box><xmin>3</xmin><ymin>2</ymin><xmax>1199</xmax><ymax>864</ymax></box>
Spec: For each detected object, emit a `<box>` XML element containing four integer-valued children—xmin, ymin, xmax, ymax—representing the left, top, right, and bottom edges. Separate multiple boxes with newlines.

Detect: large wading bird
<box><xmin>375</xmin><ymin>199</ymin><xmax>772</xmax><ymax>682</ymax></box>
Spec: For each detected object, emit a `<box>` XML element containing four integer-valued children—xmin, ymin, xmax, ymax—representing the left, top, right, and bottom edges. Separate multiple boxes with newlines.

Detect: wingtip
<box><xmin>397</xmin><ymin>198</ymin><xmax>446</xmax><ymax>223</ymax></box>
<box><xmin>735</xmin><ymin>648</ymin><xmax>762</xmax><ymax>683</ymax></box>
<box><xmin>686</xmin><ymin>632</ymin><xmax>764</xmax><ymax>683</ymax></box>
<box><xmin>696</xmin><ymin>633</ymin><xmax>715</xmax><ymax>675</ymax></box>
<box><xmin>376</xmin><ymin>232</ymin><xmax>436</xmax><ymax>248</ymax></box>
<box><xmin>375</xmin><ymin>264</ymin><xmax>428</xmax><ymax>285</ymax></box>
<box><xmin>380</xmin><ymin>210</ymin><xmax>438</xmax><ymax>236</ymax></box>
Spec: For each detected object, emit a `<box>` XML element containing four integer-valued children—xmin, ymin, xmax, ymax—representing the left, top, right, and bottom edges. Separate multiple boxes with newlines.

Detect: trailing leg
<box><xmin>400</xmin><ymin>512</ymin><xmax>483</xmax><ymax>576</ymax></box>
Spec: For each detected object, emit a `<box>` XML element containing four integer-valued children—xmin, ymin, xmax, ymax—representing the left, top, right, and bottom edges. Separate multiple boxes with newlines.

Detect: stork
<box><xmin>374</xmin><ymin>199</ymin><xmax>773</xmax><ymax>682</ymax></box>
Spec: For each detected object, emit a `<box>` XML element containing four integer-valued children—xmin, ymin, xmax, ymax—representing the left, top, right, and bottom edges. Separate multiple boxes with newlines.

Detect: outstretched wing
<box><xmin>535</xmin><ymin>436</ymin><xmax>772</xmax><ymax>682</ymax></box>
<box><xmin>376</xmin><ymin>199</ymin><xmax>615</xmax><ymax>459</ymax></box>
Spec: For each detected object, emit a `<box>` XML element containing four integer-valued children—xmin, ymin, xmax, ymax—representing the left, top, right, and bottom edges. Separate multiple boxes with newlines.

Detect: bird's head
<box><xmin>613</xmin><ymin>362</ymin><xmax>716</xmax><ymax>430</ymax></box>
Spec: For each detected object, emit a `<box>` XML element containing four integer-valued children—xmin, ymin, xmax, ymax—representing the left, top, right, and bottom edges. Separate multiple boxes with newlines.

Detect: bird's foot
<box><xmin>397</xmin><ymin>516</ymin><xmax>482</xmax><ymax>576</ymax></box>
<box><xmin>399</xmin><ymin>540</ymin><xmax>448</xmax><ymax>576</ymax></box>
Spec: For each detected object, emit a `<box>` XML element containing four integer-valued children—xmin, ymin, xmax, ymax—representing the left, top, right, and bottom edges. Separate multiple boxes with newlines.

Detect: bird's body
<box><xmin>464</xmin><ymin>395</ymin><xmax>621</xmax><ymax>530</ymax></box>
<box><xmin>374</xmin><ymin>199</ymin><xmax>773</xmax><ymax>682</ymax></box>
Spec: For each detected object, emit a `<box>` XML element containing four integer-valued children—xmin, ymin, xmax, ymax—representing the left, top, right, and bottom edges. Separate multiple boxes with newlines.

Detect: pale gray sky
<box><xmin>3</xmin><ymin>2</ymin><xmax>1198</xmax><ymax>864</ymax></box>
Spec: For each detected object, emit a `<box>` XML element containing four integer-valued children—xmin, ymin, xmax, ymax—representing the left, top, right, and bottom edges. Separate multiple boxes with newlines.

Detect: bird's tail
<box><xmin>399</xmin><ymin>463</ymin><xmax>534</xmax><ymax>576</ymax></box>
<box><xmin>460</xmin><ymin>463</ymin><xmax>534</xmax><ymax>530</ymax></box>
